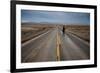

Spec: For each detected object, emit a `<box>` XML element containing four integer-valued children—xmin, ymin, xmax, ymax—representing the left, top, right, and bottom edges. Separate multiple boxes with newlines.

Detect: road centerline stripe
<box><xmin>56</xmin><ymin>28</ymin><xmax>61</xmax><ymax>61</ymax></box>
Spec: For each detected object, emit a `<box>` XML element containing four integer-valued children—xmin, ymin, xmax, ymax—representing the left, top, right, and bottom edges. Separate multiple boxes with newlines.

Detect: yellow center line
<box><xmin>56</xmin><ymin>29</ymin><xmax>61</xmax><ymax>61</ymax></box>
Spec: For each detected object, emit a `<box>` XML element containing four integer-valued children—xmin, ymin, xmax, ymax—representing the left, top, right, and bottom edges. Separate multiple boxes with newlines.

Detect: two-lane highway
<box><xmin>21</xmin><ymin>27</ymin><xmax>90</xmax><ymax>63</ymax></box>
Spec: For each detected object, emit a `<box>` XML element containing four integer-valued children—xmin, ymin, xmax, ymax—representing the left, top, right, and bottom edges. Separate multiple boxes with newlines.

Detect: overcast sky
<box><xmin>21</xmin><ymin>10</ymin><xmax>90</xmax><ymax>25</ymax></box>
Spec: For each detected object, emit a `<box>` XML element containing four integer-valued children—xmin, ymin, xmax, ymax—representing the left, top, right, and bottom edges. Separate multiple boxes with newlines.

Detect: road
<box><xmin>21</xmin><ymin>28</ymin><xmax>90</xmax><ymax>63</ymax></box>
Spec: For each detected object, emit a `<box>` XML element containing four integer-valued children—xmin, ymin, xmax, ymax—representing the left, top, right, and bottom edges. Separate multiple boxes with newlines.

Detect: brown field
<box><xmin>21</xmin><ymin>23</ymin><xmax>90</xmax><ymax>43</ymax></box>
<box><xmin>21</xmin><ymin>23</ymin><xmax>55</xmax><ymax>43</ymax></box>
<box><xmin>65</xmin><ymin>25</ymin><xmax>90</xmax><ymax>42</ymax></box>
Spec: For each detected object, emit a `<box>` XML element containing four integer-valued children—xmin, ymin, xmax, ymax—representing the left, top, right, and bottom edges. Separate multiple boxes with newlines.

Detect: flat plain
<box><xmin>21</xmin><ymin>23</ymin><xmax>90</xmax><ymax>63</ymax></box>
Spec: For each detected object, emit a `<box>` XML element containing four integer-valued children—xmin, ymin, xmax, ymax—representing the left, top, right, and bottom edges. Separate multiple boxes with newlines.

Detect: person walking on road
<box><xmin>62</xmin><ymin>25</ymin><xmax>65</xmax><ymax>35</ymax></box>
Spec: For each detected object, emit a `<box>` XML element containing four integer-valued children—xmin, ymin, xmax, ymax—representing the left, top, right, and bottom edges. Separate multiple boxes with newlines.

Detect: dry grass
<box><xmin>21</xmin><ymin>23</ymin><xmax>54</xmax><ymax>43</ymax></box>
<box><xmin>65</xmin><ymin>25</ymin><xmax>90</xmax><ymax>42</ymax></box>
<box><xmin>21</xmin><ymin>23</ymin><xmax>90</xmax><ymax>43</ymax></box>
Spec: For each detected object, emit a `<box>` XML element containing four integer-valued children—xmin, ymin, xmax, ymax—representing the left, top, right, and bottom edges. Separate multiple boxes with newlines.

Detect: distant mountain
<box><xmin>21</xmin><ymin>22</ymin><xmax>89</xmax><ymax>26</ymax></box>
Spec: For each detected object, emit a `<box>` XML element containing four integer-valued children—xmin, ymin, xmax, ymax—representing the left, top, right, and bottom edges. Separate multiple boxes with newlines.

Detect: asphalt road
<box><xmin>21</xmin><ymin>28</ymin><xmax>90</xmax><ymax>63</ymax></box>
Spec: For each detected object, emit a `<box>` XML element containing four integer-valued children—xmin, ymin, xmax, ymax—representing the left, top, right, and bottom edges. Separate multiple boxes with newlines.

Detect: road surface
<box><xmin>21</xmin><ymin>28</ymin><xmax>90</xmax><ymax>63</ymax></box>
